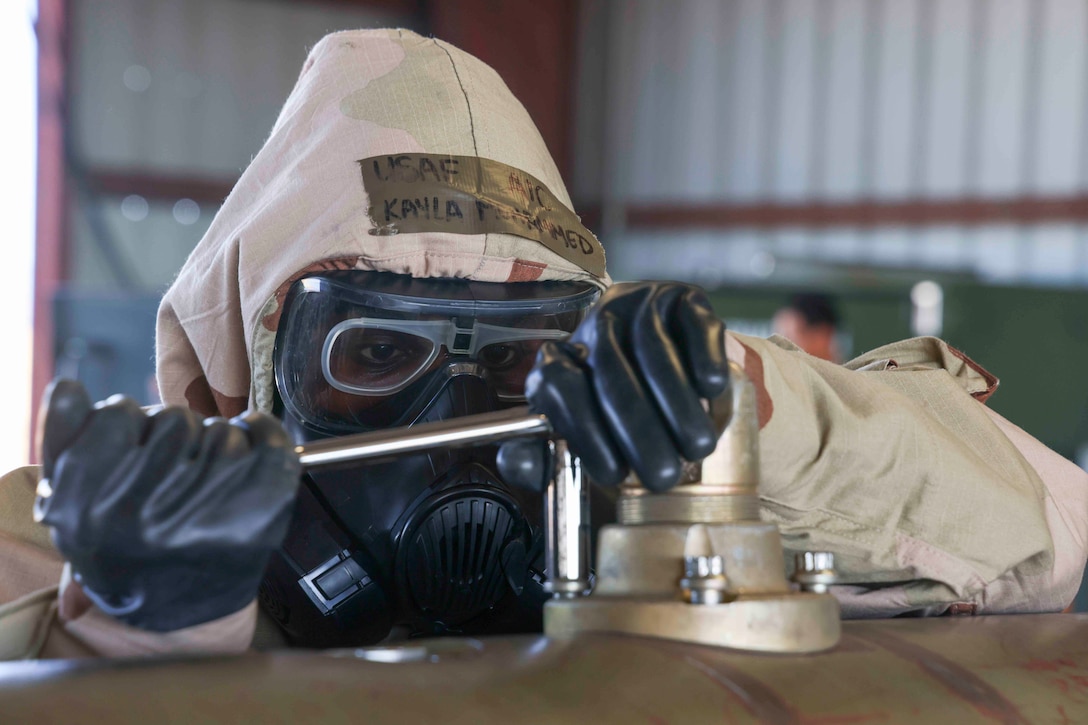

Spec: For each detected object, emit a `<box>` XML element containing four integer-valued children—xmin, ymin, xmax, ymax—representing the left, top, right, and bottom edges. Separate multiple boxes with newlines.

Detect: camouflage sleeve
<box><xmin>726</xmin><ymin>332</ymin><xmax>1079</xmax><ymax>616</ymax></box>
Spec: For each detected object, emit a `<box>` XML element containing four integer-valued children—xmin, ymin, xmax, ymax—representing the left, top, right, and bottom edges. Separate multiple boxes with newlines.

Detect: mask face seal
<box><xmin>261</xmin><ymin>270</ymin><xmax>598</xmax><ymax>647</ymax></box>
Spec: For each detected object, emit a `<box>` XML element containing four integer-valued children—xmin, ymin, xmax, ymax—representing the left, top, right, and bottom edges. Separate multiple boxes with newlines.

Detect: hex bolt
<box><xmin>791</xmin><ymin>551</ymin><xmax>839</xmax><ymax>594</ymax></box>
<box><xmin>679</xmin><ymin>554</ymin><xmax>736</xmax><ymax>605</ymax></box>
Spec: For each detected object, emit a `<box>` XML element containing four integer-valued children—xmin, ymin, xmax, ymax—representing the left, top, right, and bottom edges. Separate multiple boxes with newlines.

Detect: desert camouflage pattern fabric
<box><xmin>155</xmin><ymin>29</ymin><xmax>608</xmax><ymax>419</ymax></box>
<box><xmin>728</xmin><ymin>333</ymin><xmax>1087</xmax><ymax>617</ymax></box>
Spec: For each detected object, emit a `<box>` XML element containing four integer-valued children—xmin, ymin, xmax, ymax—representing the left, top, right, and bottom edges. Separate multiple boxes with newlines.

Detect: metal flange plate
<box><xmin>544</xmin><ymin>592</ymin><xmax>841</xmax><ymax>654</ymax></box>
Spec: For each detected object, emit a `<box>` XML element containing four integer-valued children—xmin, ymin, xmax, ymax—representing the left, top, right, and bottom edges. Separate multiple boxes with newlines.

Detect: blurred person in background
<box><xmin>772</xmin><ymin>292</ymin><xmax>842</xmax><ymax>363</ymax></box>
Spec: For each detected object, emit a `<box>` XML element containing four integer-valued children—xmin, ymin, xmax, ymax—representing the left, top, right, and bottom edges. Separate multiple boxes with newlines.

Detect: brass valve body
<box><xmin>545</xmin><ymin>362</ymin><xmax>841</xmax><ymax>654</ymax></box>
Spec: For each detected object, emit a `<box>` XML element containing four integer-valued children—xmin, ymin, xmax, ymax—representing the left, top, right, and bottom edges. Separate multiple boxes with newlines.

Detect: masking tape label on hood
<box><xmin>359</xmin><ymin>154</ymin><xmax>605</xmax><ymax>278</ymax></box>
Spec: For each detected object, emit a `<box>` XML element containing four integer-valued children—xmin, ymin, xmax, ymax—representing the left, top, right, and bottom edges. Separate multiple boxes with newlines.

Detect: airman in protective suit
<box><xmin>0</xmin><ymin>29</ymin><xmax>1085</xmax><ymax>659</ymax></box>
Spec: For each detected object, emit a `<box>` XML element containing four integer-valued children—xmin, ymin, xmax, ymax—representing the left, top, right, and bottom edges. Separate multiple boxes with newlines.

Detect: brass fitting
<box><xmin>617</xmin><ymin>361</ymin><xmax>761</xmax><ymax>525</ymax></box>
<box><xmin>545</xmin><ymin>363</ymin><xmax>842</xmax><ymax>653</ymax></box>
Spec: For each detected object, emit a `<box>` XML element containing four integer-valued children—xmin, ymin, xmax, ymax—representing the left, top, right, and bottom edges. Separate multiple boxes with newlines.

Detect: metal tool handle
<box><xmin>294</xmin><ymin>406</ymin><xmax>592</xmax><ymax>598</ymax></box>
<box><xmin>295</xmin><ymin>406</ymin><xmax>552</xmax><ymax>469</ymax></box>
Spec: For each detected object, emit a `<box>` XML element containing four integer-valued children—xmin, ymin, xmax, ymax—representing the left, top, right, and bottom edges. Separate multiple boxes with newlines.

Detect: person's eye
<box><xmin>357</xmin><ymin>343</ymin><xmax>405</xmax><ymax>366</ymax></box>
<box><xmin>479</xmin><ymin>343</ymin><xmax>521</xmax><ymax>369</ymax></box>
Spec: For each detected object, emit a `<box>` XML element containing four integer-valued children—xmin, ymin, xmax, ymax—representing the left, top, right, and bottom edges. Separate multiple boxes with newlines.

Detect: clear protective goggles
<box><xmin>322</xmin><ymin>317</ymin><xmax>570</xmax><ymax>397</ymax></box>
<box><xmin>274</xmin><ymin>271</ymin><xmax>600</xmax><ymax>434</ymax></box>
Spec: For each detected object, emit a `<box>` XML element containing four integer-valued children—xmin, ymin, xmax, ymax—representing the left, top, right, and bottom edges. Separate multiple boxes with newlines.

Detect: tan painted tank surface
<box><xmin>0</xmin><ymin>614</ymin><xmax>1086</xmax><ymax>723</ymax></box>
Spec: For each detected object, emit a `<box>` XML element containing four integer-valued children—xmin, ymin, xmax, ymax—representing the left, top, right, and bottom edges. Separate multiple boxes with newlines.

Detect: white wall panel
<box><xmin>871</xmin><ymin>0</ymin><xmax>920</xmax><ymax>198</ymax></box>
<box><xmin>918</xmin><ymin>227</ymin><xmax>968</xmax><ymax>268</ymax></box>
<box><xmin>1027</xmin><ymin>226</ymin><xmax>1080</xmax><ymax>282</ymax></box>
<box><xmin>772</xmin><ymin>0</ymin><xmax>817</xmax><ymax>201</ymax></box>
<box><xmin>976</xmin><ymin>0</ymin><xmax>1033</xmax><ymax>195</ymax></box>
<box><xmin>1080</xmin><ymin>229</ymin><xmax>1088</xmax><ymax>281</ymax></box>
<box><xmin>1033</xmin><ymin>0</ymin><xmax>1088</xmax><ymax>194</ymax></box>
<box><xmin>819</xmin><ymin>0</ymin><xmax>868</xmax><ymax>199</ymax></box>
<box><xmin>572</xmin><ymin>0</ymin><xmax>609</xmax><ymax>203</ymax></box>
<box><xmin>71</xmin><ymin>1</ymin><xmax>144</xmax><ymax>167</ymax></box>
<box><xmin>711</xmin><ymin>0</ymin><xmax>742</xmax><ymax>193</ymax></box>
<box><xmin>724</xmin><ymin>0</ymin><xmax>772</xmax><ymax>200</ymax></box>
<box><xmin>676</xmin><ymin>0</ymin><xmax>728</xmax><ymax>200</ymax></box>
<box><xmin>68</xmin><ymin>0</ymin><xmax>416</xmax><ymax>290</ymax></box>
<box><xmin>600</xmin><ymin>0</ymin><xmax>640</xmax><ymax>200</ymax></box>
<box><xmin>812</xmin><ymin>229</ymin><xmax>861</xmax><ymax>263</ymax></box>
<box><xmin>867</xmin><ymin>228</ymin><xmax>914</xmax><ymax>266</ymax></box>
<box><xmin>577</xmin><ymin>0</ymin><xmax>1088</xmax><ymax>206</ymax></box>
<box><xmin>70</xmin><ymin>198</ymin><xmax>214</xmax><ymax>289</ymax></box>
<box><xmin>605</xmin><ymin>0</ymin><xmax>657</xmax><ymax>199</ymax></box>
<box><xmin>71</xmin><ymin>0</ymin><xmax>411</xmax><ymax>177</ymax></box>
<box><xmin>921</xmin><ymin>0</ymin><xmax>973</xmax><ymax>196</ymax></box>
<box><xmin>972</xmin><ymin>227</ymin><xmax>1023</xmax><ymax>282</ymax></box>
<box><xmin>573</xmin><ymin>0</ymin><xmax>1088</xmax><ymax>287</ymax></box>
<box><xmin>628</xmin><ymin>0</ymin><xmax>679</xmax><ymax>200</ymax></box>
<box><xmin>771</xmin><ymin>228</ymin><xmax>815</xmax><ymax>258</ymax></box>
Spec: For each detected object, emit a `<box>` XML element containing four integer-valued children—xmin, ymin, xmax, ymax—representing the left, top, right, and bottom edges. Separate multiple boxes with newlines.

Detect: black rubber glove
<box><xmin>34</xmin><ymin>379</ymin><xmax>301</xmax><ymax>632</ymax></box>
<box><xmin>498</xmin><ymin>282</ymin><xmax>729</xmax><ymax>493</ymax></box>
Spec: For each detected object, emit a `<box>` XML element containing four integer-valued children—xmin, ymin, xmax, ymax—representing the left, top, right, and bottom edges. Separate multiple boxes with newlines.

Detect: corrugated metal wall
<box><xmin>67</xmin><ymin>0</ymin><xmax>417</xmax><ymax>290</ymax></box>
<box><xmin>575</xmin><ymin>0</ymin><xmax>1088</xmax><ymax>287</ymax></box>
<box><xmin>71</xmin><ymin>0</ymin><xmax>415</xmax><ymax>177</ymax></box>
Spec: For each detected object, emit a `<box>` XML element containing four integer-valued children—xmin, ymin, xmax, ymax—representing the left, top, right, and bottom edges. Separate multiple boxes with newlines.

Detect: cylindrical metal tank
<box><xmin>0</xmin><ymin>614</ymin><xmax>1085</xmax><ymax>723</ymax></box>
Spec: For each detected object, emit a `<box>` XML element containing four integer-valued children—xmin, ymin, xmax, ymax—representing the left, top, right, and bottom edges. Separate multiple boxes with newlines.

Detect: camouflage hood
<box><xmin>155</xmin><ymin>28</ymin><xmax>607</xmax><ymax>417</ymax></box>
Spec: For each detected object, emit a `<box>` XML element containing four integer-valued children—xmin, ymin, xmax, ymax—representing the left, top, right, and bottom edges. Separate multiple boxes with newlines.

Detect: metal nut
<box><xmin>791</xmin><ymin>551</ymin><xmax>839</xmax><ymax>594</ymax></box>
<box><xmin>679</xmin><ymin>555</ymin><xmax>736</xmax><ymax>605</ymax></box>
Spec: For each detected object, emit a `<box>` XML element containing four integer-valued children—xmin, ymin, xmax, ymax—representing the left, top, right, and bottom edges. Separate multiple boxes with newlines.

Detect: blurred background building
<box><xmin>16</xmin><ymin>0</ymin><xmax>1088</xmax><ymax>607</ymax></box>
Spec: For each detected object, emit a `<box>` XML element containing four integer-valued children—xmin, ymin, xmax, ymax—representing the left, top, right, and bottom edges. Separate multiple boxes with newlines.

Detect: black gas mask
<box><xmin>260</xmin><ymin>271</ymin><xmax>599</xmax><ymax>647</ymax></box>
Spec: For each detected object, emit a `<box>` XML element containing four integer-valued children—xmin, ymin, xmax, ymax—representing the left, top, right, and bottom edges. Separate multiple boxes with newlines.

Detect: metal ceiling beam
<box><xmin>84</xmin><ymin>169</ymin><xmax>235</xmax><ymax>205</ymax></box>
<box><xmin>591</xmin><ymin>195</ymin><xmax>1088</xmax><ymax>231</ymax></box>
